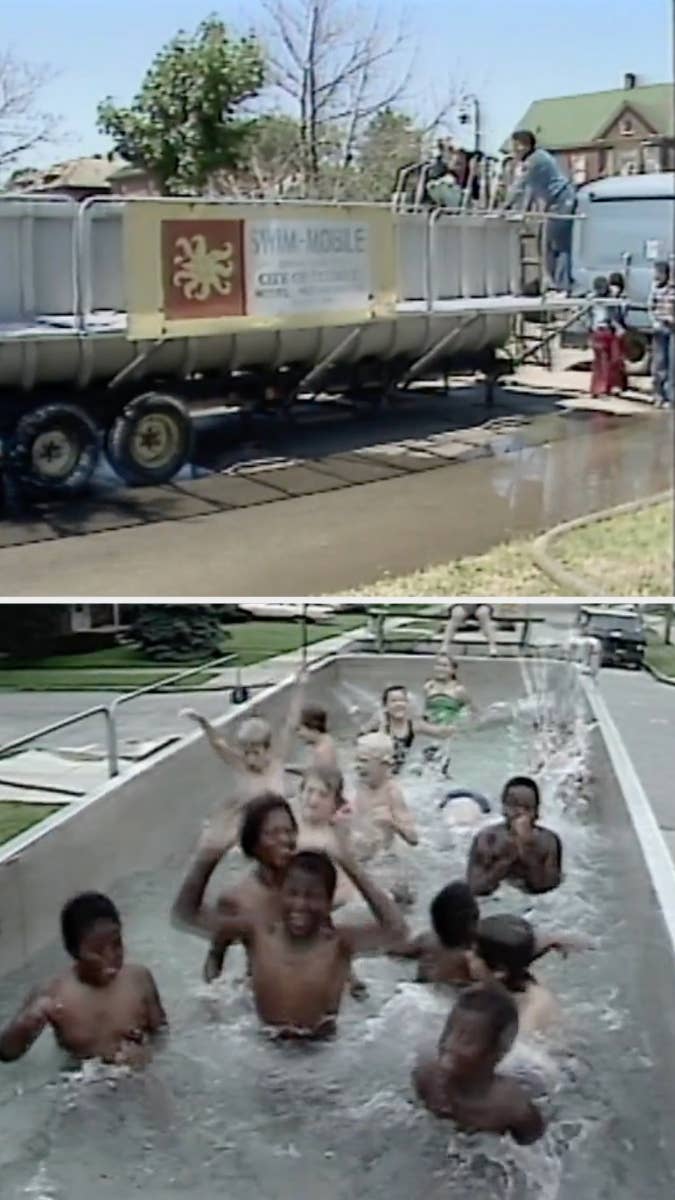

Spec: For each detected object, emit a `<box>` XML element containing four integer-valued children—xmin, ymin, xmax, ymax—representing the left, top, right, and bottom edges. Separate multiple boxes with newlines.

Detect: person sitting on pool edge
<box><xmin>181</xmin><ymin>666</ymin><xmax>308</xmax><ymax>806</ymax></box>
<box><xmin>0</xmin><ymin>892</ymin><xmax>166</xmax><ymax>1067</ymax></box>
<box><xmin>443</xmin><ymin>604</ymin><xmax>498</xmax><ymax>657</ymax></box>
<box><xmin>172</xmin><ymin>820</ymin><xmax>407</xmax><ymax>1039</ymax></box>
<box><xmin>467</xmin><ymin>776</ymin><xmax>562</xmax><ymax>896</ymax></box>
<box><xmin>364</xmin><ymin>686</ymin><xmax>454</xmax><ymax>775</ymax></box>
<box><xmin>412</xmin><ymin>983</ymin><xmax>546</xmax><ymax>1144</ymax></box>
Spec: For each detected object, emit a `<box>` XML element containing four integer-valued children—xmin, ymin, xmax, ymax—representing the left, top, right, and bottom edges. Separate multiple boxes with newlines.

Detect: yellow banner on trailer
<box><xmin>123</xmin><ymin>200</ymin><xmax>397</xmax><ymax>341</ymax></box>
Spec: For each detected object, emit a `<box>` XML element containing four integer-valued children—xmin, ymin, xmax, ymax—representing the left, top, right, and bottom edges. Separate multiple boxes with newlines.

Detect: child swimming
<box><xmin>172</xmin><ymin>821</ymin><xmax>406</xmax><ymax>1039</ymax></box>
<box><xmin>353</xmin><ymin>733</ymin><xmax>419</xmax><ymax>856</ymax></box>
<box><xmin>199</xmin><ymin>792</ymin><xmax>299</xmax><ymax>983</ymax></box>
<box><xmin>412</xmin><ymin>984</ymin><xmax>546</xmax><ymax>1143</ymax></box>
<box><xmin>475</xmin><ymin>915</ymin><xmax>562</xmax><ymax>1037</ymax></box>
<box><xmin>365</xmin><ymin>685</ymin><xmax>454</xmax><ymax>774</ymax></box>
<box><xmin>0</xmin><ymin>893</ymin><xmax>166</xmax><ymax>1066</ymax></box>
<box><xmin>294</xmin><ymin>703</ymin><xmax>340</xmax><ymax>772</ymax></box>
<box><xmin>295</xmin><ymin>765</ymin><xmax>356</xmax><ymax>907</ymax></box>
<box><xmin>467</xmin><ymin>776</ymin><xmax>563</xmax><ymax>896</ymax></box>
<box><xmin>182</xmin><ymin>666</ymin><xmax>308</xmax><ymax>806</ymax></box>
<box><xmin>423</xmin><ymin>654</ymin><xmax>472</xmax><ymax>725</ymax></box>
<box><xmin>395</xmin><ymin>881</ymin><xmax>482</xmax><ymax>985</ymax></box>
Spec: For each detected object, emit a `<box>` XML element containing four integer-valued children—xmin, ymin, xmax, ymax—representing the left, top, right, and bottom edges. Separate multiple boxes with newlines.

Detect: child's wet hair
<box><xmin>236</xmin><ymin>717</ymin><xmax>273</xmax><ymax>748</ymax></box>
<box><xmin>593</xmin><ymin>274</ymin><xmax>609</xmax><ymax>295</ymax></box>
<box><xmin>285</xmin><ymin>850</ymin><xmax>337</xmax><ymax>900</ymax></box>
<box><xmin>302</xmin><ymin>764</ymin><xmax>346</xmax><ymax>808</ymax></box>
<box><xmin>445</xmin><ymin>983</ymin><xmax>519</xmax><ymax>1053</ymax></box>
<box><xmin>430</xmin><ymin>881</ymin><xmax>479</xmax><ymax>947</ymax></box>
<box><xmin>608</xmin><ymin>271</ymin><xmax>624</xmax><ymax>291</ymax></box>
<box><xmin>300</xmin><ymin>704</ymin><xmax>328</xmax><ymax>734</ymax></box>
<box><xmin>502</xmin><ymin>775</ymin><xmax>540</xmax><ymax>811</ymax></box>
<box><xmin>382</xmin><ymin>684</ymin><xmax>407</xmax><ymax>704</ymax></box>
<box><xmin>239</xmin><ymin>793</ymin><xmax>298</xmax><ymax>859</ymax></box>
<box><xmin>476</xmin><ymin>915</ymin><xmax>536</xmax><ymax>992</ymax></box>
<box><xmin>60</xmin><ymin>892</ymin><xmax>121</xmax><ymax>958</ymax></box>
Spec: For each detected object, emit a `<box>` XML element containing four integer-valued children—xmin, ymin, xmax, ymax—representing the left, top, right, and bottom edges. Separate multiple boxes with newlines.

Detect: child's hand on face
<box><xmin>512</xmin><ymin>813</ymin><xmax>535</xmax><ymax>843</ymax></box>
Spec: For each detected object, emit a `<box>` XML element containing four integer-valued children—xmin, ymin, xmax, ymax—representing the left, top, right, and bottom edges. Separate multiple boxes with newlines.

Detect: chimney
<box><xmin>624</xmin><ymin>72</ymin><xmax>636</xmax><ymax>90</ymax></box>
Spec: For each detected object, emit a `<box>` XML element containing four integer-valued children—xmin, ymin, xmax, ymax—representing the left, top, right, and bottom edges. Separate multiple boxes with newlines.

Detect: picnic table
<box><xmin>364</xmin><ymin>606</ymin><xmax>546</xmax><ymax>654</ymax></box>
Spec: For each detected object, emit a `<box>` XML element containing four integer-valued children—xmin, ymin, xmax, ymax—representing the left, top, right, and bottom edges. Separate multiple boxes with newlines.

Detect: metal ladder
<box><xmin>512</xmin><ymin>224</ymin><xmax>555</xmax><ymax>368</ymax></box>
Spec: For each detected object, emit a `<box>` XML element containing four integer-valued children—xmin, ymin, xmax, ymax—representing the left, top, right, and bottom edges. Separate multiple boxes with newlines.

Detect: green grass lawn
<box><xmin>0</xmin><ymin>616</ymin><xmax>364</xmax><ymax>691</ymax></box>
<box><xmin>0</xmin><ymin>803</ymin><xmax>62</xmax><ymax>845</ymax></box>
<box><xmin>351</xmin><ymin>504</ymin><xmax>672</xmax><ymax>598</ymax></box>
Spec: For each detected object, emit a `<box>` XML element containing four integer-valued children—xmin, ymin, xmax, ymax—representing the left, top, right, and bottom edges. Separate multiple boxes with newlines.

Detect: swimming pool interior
<box><xmin>1</xmin><ymin>654</ymin><xmax>674</xmax><ymax>1199</ymax></box>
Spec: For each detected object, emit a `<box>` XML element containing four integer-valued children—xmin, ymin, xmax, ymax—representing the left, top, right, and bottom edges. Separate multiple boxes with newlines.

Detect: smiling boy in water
<box><xmin>467</xmin><ymin>777</ymin><xmax>562</xmax><ymax>896</ymax></box>
<box><xmin>413</xmin><ymin>984</ymin><xmax>546</xmax><ymax>1144</ymax></box>
<box><xmin>172</xmin><ymin>821</ymin><xmax>406</xmax><ymax>1038</ymax></box>
<box><xmin>0</xmin><ymin>893</ymin><xmax>166</xmax><ymax>1067</ymax></box>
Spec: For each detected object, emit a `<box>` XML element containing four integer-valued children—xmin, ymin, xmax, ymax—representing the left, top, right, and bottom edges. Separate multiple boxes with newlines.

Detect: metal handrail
<box><xmin>0</xmin><ymin>704</ymin><xmax>115</xmax><ymax>766</ymax></box>
<box><xmin>106</xmin><ymin>652</ymin><xmax>237</xmax><ymax>775</ymax></box>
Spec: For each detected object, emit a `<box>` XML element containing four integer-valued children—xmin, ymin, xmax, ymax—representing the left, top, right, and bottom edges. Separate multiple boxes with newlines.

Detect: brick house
<box><xmin>4</xmin><ymin>156</ymin><xmax>158</xmax><ymax>199</ymax></box>
<box><xmin>504</xmin><ymin>74</ymin><xmax>674</xmax><ymax>184</ymax></box>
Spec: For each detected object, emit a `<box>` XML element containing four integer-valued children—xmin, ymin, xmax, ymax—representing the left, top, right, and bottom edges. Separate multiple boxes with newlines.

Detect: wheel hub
<box><xmin>31</xmin><ymin>429</ymin><xmax>80</xmax><ymax>480</ymax></box>
<box><xmin>131</xmin><ymin>414</ymin><xmax>180</xmax><ymax>468</ymax></box>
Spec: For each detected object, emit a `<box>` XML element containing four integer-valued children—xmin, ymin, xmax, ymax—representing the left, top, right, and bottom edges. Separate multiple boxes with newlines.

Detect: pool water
<box><xmin>1</xmin><ymin>681</ymin><xmax>673</xmax><ymax>1200</ymax></box>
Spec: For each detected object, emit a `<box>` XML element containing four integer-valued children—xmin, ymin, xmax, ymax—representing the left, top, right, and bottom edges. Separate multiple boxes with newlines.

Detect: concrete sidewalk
<box><xmin>599</xmin><ymin>669</ymin><xmax>675</xmax><ymax>867</ymax></box>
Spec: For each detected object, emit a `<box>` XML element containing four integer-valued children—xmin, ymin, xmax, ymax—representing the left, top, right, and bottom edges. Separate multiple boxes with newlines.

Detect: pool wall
<box><xmin>1</xmin><ymin>655</ymin><xmax>673</xmax><ymax>991</ymax></box>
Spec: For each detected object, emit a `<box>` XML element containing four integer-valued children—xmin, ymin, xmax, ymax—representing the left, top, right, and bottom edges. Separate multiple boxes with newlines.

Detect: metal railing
<box><xmin>0</xmin><ymin>608</ymin><xmax>348</xmax><ymax>782</ymax></box>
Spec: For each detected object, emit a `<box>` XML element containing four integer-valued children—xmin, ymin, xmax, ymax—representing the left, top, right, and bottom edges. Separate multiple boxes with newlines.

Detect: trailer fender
<box><xmin>105</xmin><ymin>393</ymin><xmax>194</xmax><ymax>486</ymax></box>
<box><xmin>11</xmin><ymin>403</ymin><xmax>100</xmax><ymax>495</ymax></box>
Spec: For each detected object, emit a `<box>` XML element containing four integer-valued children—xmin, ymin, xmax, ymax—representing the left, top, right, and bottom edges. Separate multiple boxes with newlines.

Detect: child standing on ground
<box><xmin>588</xmin><ymin>275</ymin><xmax>619</xmax><ymax>398</ymax></box>
<box><xmin>0</xmin><ymin>893</ymin><xmax>166</xmax><ymax>1066</ymax></box>
<box><xmin>648</xmin><ymin>260</ymin><xmax>675</xmax><ymax>408</ymax></box>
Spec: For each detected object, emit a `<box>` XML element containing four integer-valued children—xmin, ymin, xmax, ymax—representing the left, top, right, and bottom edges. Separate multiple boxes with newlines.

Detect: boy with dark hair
<box><xmin>172</xmin><ymin>823</ymin><xmax>406</xmax><ymax>1038</ymax></box>
<box><xmin>475</xmin><ymin>915</ymin><xmax>563</xmax><ymax>1035</ymax></box>
<box><xmin>295</xmin><ymin>702</ymin><xmax>340</xmax><ymax>771</ymax></box>
<box><xmin>0</xmin><ymin>892</ymin><xmax>166</xmax><ymax>1066</ymax></box>
<box><xmin>413</xmin><ymin>983</ymin><xmax>546</xmax><ymax>1143</ymax></box>
<box><xmin>394</xmin><ymin>881</ymin><xmax>481</xmax><ymax>984</ymax></box>
<box><xmin>467</xmin><ymin>776</ymin><xmax>562</xmax><ymax>896</ymax></box>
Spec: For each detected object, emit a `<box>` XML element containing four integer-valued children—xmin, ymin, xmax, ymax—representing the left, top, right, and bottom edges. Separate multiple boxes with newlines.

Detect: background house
<box><xmin>4</xmin><ymin>156</ymin><xmax>157</xmax><ymax>199</ymax></box>
<box><xmin>504</xmin><ymin>74</ymin><xmax>674</xmax><ymax>184</ymax></box>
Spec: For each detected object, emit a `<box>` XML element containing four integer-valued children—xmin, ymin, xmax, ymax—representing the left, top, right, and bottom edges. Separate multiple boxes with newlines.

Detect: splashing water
<box><xmin>0</xmin><ymin>665</ymin><xmax>673</xmax><ymax>1199</ymax></box>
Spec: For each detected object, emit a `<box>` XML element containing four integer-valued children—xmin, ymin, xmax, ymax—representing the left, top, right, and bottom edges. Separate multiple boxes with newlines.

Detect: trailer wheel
<box><xmin>12</xmin><ymin>403</ymin><xmax>100</xmax><ymax>495</ymax></box>
<box><xmin>106</xmin><ymin>393</ymin><xmax>193</xmax><ymax>486</ymax></box>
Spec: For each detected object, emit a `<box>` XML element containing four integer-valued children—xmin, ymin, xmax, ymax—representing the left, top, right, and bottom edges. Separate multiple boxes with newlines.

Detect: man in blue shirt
<box><xmin>504</xmin><ymin>130</ymin><xmax>577</xmax><ymax>294</ymax></box>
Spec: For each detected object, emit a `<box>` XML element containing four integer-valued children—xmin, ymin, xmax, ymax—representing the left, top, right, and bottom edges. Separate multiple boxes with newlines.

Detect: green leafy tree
<box><xmin>357</xmin><ymin>108</ymin><xmax>423</xmax><ymax>200</ymax></box>
<box><xmin>224</xmin><ymin>113</ymin><xmax>304</xmax><ymax>197</ymax></box>
<box><xmin>130</xmin><ymin>606</ymin><xmax>228</xmax><ymax>662</ymax></box>
<box><xmin>97</xmin><ymin>17</ymin><xmax>265</xmax><ymax>194</ymax></box>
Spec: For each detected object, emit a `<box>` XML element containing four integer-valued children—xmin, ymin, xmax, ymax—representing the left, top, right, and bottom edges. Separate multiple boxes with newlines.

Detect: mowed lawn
<box><xmin>0</xmin><ymin>616</ymin><xmax>364</xmax><ymax>691</ymax></box>
<box><xmin>0</xmin><ymin>802</ymin><xmax>62</xmax><ymax>844</ymax></box>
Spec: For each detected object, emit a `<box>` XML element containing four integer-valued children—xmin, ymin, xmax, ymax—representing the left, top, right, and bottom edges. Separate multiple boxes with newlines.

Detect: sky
<box><xmin>1</xmin><ymin>0</ymin><xmax>672</xmax><ymax>169</ymax></box>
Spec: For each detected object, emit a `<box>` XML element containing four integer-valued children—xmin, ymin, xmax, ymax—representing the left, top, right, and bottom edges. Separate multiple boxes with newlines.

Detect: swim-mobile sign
<box><xmin>124</xmin><ymin>201</ymin><xmax>395</xmax><ymax>340</ymax></box>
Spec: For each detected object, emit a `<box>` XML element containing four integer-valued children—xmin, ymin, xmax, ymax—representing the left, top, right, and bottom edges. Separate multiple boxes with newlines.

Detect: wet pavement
<box><xmin>0</xmin><ymin>378</ymin><xmax>671</xmax><ymax>595</ymax></box>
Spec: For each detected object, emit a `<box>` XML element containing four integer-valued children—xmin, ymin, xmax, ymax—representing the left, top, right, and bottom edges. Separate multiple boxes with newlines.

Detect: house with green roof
<box><xmin>502</xmin><ymin>74</ymin><xmax>674</xmax><ymax>183</ymax></box>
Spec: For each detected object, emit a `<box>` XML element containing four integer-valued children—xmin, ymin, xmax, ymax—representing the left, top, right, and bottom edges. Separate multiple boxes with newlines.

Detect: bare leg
<box><xmin>442</xmin><ymin>606</ymin><xmax>467</xmax><ymax>653</ymax></box>
<box><xmin>477</xmin><ymin>605</ymin><xmax>498</xmax><ymax>656</ymax></box>
<box><xmin>203</xmin><ymin>938</ymin><xmax>230</xmax><ymax>983</ymax></box>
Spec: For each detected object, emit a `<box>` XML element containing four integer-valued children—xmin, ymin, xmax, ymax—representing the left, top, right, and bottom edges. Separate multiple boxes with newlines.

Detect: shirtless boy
<box><xmin>172</xmin><ymin>823</ymin><xmax>406</xmax><ymax>1038</ymax></box>
<box><xmin>467</xmin><ymin>776</ymin><xmax>562</xmax><ymax>896</ymax></box>
<box><xmin>182</xmin><ymin>667</ymin><xmax>308</xmax><ymax>804</ymax></box>
<box><xmin>294</xmin><ymin>704</ymin><xmax>340</xmax><ymax>772</ymax></box>
<box><xmin>294</xmin><ymin>765</ymin><xmax>356</xmax><ymax>907</ymax></box>
<box><xmin>200</xmin><ymin>792</ymin><xmax>298</xmax><ymax>983</ymax></box>
<box><xmin>353</xmin><ymin>733</ymin><xmax>419</xmax><ymax>856</ymax></box>
<box><xmin>0</xmin><ymin>893</ymin><xmax>166</xmax><ymax>1067</ymax></box>
<box><xmin>413</xmin><ymin>984</ymin><xmax>545</xmax><ymax>1143</ymax></box>
<box><xmin>396</xmin><ymin>880</ymin><xmax>586</xmax><ymax>992</ymax></box>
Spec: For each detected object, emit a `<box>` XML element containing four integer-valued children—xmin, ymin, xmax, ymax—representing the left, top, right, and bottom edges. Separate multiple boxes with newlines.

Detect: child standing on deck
<box><xmin>648</xmin><ymin>261</ymin><xmax>675</xmax><ymax>407</ymax></box>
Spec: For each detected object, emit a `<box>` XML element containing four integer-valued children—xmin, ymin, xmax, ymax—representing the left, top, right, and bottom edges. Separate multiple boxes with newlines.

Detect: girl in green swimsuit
<box><xmin>424</xmin><ymin>654</ymin><xmax>471</xmax><ymax>725</ymax></box>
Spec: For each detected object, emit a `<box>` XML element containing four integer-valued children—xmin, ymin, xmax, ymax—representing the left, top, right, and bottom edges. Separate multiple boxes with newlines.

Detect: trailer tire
<box><xmin>106</xmin><ymin>393</ymin><xmax>193</xmax><ymax>486</ymax></box>
<box><xmin>12</xmin><ymin>403</ymin><xmax>100</xmax><ymax>495</ymax></box>
<box><xmin>623</xmin><ymin>331</ymin><xmax>651</xmax><ymax>376</ymax></box>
